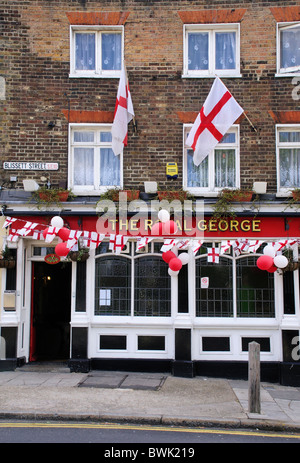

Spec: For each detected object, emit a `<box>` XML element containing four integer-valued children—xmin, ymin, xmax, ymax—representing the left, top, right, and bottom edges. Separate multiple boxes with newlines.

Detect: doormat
<box><xmin>78</xmin><ymin>372</ymin><xmax>166</xmax><ymax>390</ymax></box>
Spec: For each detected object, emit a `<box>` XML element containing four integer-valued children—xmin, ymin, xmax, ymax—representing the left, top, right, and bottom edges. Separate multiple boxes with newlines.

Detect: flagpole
<box><xmin>123</xmin><ymin>59</ymin><xmax>137</xmax><ymax>133</ymax></box>
<box><xmin>243</xmin><ymin>112</ymin><xmax>258</xmax><ymax>133</ymax></box>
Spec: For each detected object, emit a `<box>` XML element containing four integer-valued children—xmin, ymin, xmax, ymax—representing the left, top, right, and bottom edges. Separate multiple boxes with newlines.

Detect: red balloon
<box><xmin>42</xmin><ymin>228</ymin><xmax>49</xmax><ymax>240</ymax></box>
<box><xmin>169</xmin><ymin>257</ymin><xmax>183</xmax><ymax>272</ymax></box>
<box><xmin>257</xmin><ymin>255</ymin><xmax>273</xmax><ymax>271</ymax></box>
<box><xmin>162</xmin><ymin>251</ymin><xmax>176</xmax><ymax>263</ymax></box>
<box><xmin>57</xmin><ymin>227</ymin><xmax>70</xmax><ymax>241</ymax></box>
<box><xmin>55</xmin><ymin>242</ymin><xmax>69</xmax><ymax>257</ymax></box>
<box><xmin>267</xmin><ymin>264</ymin><xmax>277</xmax><ymax>273</ymax></box>
<box><xmin>151</xmin><ymin>222</ymin><xmax>164</xmax><ymax>236</ymax></box>
<box><xmin>162</xmin><ymin>220</ymin><xmax>178</xmax><ymax>235</ymax></box>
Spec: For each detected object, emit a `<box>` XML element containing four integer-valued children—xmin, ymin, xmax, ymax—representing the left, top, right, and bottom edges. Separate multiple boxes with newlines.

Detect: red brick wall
<box><xmin>1</xmin><ymin>0</ymin><xmax>299</xmax><ymax>192</ymax></box>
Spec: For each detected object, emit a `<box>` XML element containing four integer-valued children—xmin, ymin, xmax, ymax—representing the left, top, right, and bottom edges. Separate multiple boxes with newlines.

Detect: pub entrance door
<box><xmin>30</xmin><ymin>262</ymin><xmax>72</xmax><ymax>361</ymax></box>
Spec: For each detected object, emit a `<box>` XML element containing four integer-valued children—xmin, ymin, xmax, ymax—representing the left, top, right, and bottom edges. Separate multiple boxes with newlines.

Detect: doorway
<box><xmin>30</xmin><ymin>262</ymin><xmax>72</xmax><ymax>361</ymax></box>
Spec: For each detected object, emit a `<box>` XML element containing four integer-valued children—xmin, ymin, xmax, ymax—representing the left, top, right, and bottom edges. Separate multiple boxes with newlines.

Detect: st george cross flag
<box><xmin>111</xmin><ymin>64</ymin><xmax>135</xmax><ymax>156</ymax></box>
<box><xmin>186</xmin><ymin>77</ymin><xmax>244</xmax><ymax>166</ymax></box>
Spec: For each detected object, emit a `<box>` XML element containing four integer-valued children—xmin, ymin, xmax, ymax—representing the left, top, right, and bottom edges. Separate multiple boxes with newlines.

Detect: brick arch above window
<box><xmin>270</xmin><ymin>6</ymin><xmax>300</xmax><ymax>22</ymax></box>
<box><xmin>62</xmin><ymin>110</ymin><xmax>114</xmax><ymax>123</ymax></box>
<box><xmin>66</xmin><ymin>11</ymin><xmax>130</xmax><ymax>26</ymax></box>
<box><xmin>177</xmin><ymin>111</ymin><xmax>245</xmax><ymax>124</ymax></box>
<box><xmin>177</xmin><ymin>8</ymin><xmax>247</xmax><ymax>24</ymax></box>
<box><xmin>269</xmin><ymin>111</ymin><xmax>300</xmax><ymax>124</ymax></box>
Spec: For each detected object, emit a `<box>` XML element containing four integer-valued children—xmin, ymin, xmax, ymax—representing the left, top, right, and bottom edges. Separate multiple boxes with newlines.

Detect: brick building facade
<box><xmin>0</xmin><ymin>0</ymin><xmax>299</xmax><ymax>385</ymax></box>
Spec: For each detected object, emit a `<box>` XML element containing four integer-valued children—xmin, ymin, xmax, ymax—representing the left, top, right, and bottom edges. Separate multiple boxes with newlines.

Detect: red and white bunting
<box><xmin>109</xmin><ymin>234</ymin><xmax>129</xmax><ymax>254</ymax></box>
<box><xmin>248</xmin><ymin>240</ymin><xmax>262</xmax><ymax>252</ymax></box>
<box><xmin>136</xmin><ymin>237</ymin><xmax>153</xmax><ymax>251</ymax></box>
<box><xmin>220</xmin><ymin>240</ymin><xmax>233</xmax><ymax>255</ymax></box>
<box><xmin>160</xmin><ymin>239</ymin><xmax>177</xmax><ymax>252</ymax></box>
<box><xmin>2</xmin><ymin>216</ymin><xmax>299</xmax><ymax>259</ymax></box>
<box><xmin>17</xmin><ymin>221</ymin><xmax>38</xmax><ymax>237</ymax></box>
<box><xmin>32</xmin><ymin>230</ymin><xmax>44</xmax><ymax>241</ymax></box>
<box><xmin>231</xmin><ymin>240</ymin><xmax>242</xmax><ymax>257</ymax></box>
<box><xmin>66</xmin><ymin>230</ymin><xmax>83</xmax><ymax>249</ymax></box>
<box><xmin>2</xmin><ymin>217</ymin><xmax>17</xmax><ymax>229</ymax></box>
<box><xmin>237</xmin><ymin>239</ymin><xmax>250</xmax><ymax>253</ymax></box>
<box><xmin>207</xmin><ymin>244</ymin><xmax>220</xmax><ymax>263</ymax></box>
<box><xmin>44</xmin><ymin>226</ymin><xmax>60</xmax><ymax>243</ymax></box>
<box><xmin>175</xmin><ymin>239</ymin><xmax>190</xmax><ymax>250</ymax></box>
<box><xmin>82</xmin><ymin>231</ymin><xmax>105</xmax><ymax>249</ymax></box>
<box><xmin>191</xmin><ymin>239</ymin><xmax>203</xmax><ymax>255</ymax></box>
<box><xmin>7</xmin><ymin>229</ymin><xmax>19</xmax><ymax>242</ymax></box>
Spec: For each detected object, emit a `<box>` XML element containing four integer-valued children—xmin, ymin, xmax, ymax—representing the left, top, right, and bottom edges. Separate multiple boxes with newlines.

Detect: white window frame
<box><xmin>183</xmin><ymin>23</ymin><xmax>241</xmax><ymax>78</ymax></box>
<box><xmin>183</xmin><ymin>124</ymin><xmax>240</xmax><ymax>196</ymax></box>
<box><xmin>276</xmin><ymin>124</ymin><xmax>300</xmax><ymax>194</ymax></box>
<box><xmin>68</xmin><ymin>123</ymin><xmax>123</xmax><ymax>195</ymax></box>
<box><xmin>69</xmin><ymin>25</ymin><xmax>124</xmax><ymax>78</ymax></box>
<box><xmin>276</xmin><ymin>22</ymin><xmax>300</xmax><ymax>76</ymax></box>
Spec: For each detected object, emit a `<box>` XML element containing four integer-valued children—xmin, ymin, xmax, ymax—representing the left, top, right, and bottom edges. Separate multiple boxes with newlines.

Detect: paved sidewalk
<box><xmin>0</xmin><ymin>364</ymin><xmax>300</xmax><ymax>432</ymax></box>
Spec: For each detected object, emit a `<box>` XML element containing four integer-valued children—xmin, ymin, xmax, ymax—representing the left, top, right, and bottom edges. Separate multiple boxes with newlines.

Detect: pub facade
<box><xmin>0</xmin><ymin>0</ymin><xmax>300</xmax><ymax>385</ymax></box>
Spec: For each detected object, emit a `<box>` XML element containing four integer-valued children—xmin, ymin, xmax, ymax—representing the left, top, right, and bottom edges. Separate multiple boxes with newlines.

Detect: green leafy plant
<box><xmin>68</xmin><ymin>247</ymin><xmax>89</xmax><ymax>262</ymax></box>
<box><xmin>282</xmin><ymin>248</ymin><xmax>300</xmax><ymax>272</ymax></box>
<box><xmin>212</xmin><ymin>188</ymin><xmax>254</xmax><ymax>219</ymax></box>
<box><xmin>157</xmin><ymin>189</ymin><xmax>194</xmax><ymax>202</ymax></box>
<box><xmin>284</xmin><ymin>188</ymin><xmax>300</xmax><ymax>212</ymax></box>
<box><xmin>0</xmin><ymin>246</ymin><xmax>16</xmax><ymax>268</ymax></box>
<box><xmin>32</xmin><ymin>187</ymin><xmax>74</xmax><ymax>209</ymax></box>
<box><xmin>98</xmin><ymin>188</ymin><xmax>140</xmax><ymax>202</ymax></box>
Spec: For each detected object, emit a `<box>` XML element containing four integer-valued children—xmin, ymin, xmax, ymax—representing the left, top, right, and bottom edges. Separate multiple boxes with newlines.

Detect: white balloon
<box><xmin>178</xmin><ymin>253</ymin><xmax>190</xmax><ymax>265</ymax></box>
<box><xmin>273</xmin><ymin>243</ymin><xmax>282</xmax><ymax>253</ymax></box>
<box><xmin>168</xmin><ymin>268</ymin><xmax>179</xmax><ymax>277</ymax></box>
<box><xmin>263</xmin><ymin>245</ymin><xmax>275</xmax><ymax>258</ymax></box>
<box><xmin>50</xmin><ymin>216</ymin><xmax>64</xmax><ymax>229</ymax></box>
<box><xmin>158</xmin><ymin>209</ymin><xmax>170</xmax><ymax>223</ymax></box>
<box><xmin>274</xmin><ymin>255</ymin><xmax>288</xmax><ymax>269</ymax></box>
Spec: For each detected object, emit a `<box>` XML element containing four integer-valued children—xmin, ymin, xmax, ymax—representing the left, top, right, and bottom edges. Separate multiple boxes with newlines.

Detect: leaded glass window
<box><xmin>134</xmin><ymin>256</ymin><xmax>171</xmax><ymax>317</ymax></box>
<box><xmin>236</xmin><ymin>256</ymin><xmax>275</xmax><ymax>318</ymax></box>
<box><xmin>195</xmin><ymin>256</ymin><xmax>233</xmax><ymax>317</ymax></box>
<box><xmin>95</xmin><ymin>256</ymin><xmax>131</xmax><ymax>316</ymax></box>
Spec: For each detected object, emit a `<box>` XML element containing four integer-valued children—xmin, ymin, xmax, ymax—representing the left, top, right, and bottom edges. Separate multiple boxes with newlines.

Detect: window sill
<box><xmin>275</xmin><ymin>192</ymin><xmax>293</xmax><ymax>197</ymax></box>
<box><xmin>275</xmin><ymin>73</ymin><xmax>300</xmax><ymax>78</ymax></box>
<box><xmin>182</xmin><ymin>73</ymin><xmax>242</xmax><ymax>79</ymax></box>
<box><xmin>71</xmin><ymin>189</ymin><xmax>117</xmax><ymax>196</ymax></box>
<box><xmin>69</xmin><ymin>73</ymin><xmax>120</xmax><ymax>79</ymax></box>
<box><xmin>184</xmin><ymin>190</ymin><xmax>220</xmax><ymax>197</ymax></box>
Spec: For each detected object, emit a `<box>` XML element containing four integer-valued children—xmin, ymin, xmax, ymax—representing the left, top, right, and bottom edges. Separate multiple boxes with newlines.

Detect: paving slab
<box><xmin>79</xmin><ymin>374</ymin><xmax>126</xmax><ymax>389</ymax></box>
<box><xmin>0</xmin><ymin>367</ymin><xmax>299</xmax><ymax>431</ymax></box>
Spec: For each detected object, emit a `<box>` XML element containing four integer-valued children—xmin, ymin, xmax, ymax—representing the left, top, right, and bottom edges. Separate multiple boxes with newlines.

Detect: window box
<box><xmin>292</xmin><ymin>189</ymin><xmax>300</xmax><ymax>201</ymax></box>
<box><xmin>212</xmin><ymin>189</ymin><xmax>254</xmax><ymax>220</ymax></box>
<box><xmin>157</xmin><ymin>190</ymin><xmax>189</xmax><ymax>202</ymax></box>
<box><xmin>33</xmin><ymin>188</ymin><xmax>73</xmax><ymax>208</ymax></box>
<box><xmin>112</xmin><ymin>189</ymin><xmax>140</xmax><ymax>201</ymax></box>
<box><xmin>221</xmin><ymin>189</ymin><xmax>253</xmax><ymax>202</ymax></box>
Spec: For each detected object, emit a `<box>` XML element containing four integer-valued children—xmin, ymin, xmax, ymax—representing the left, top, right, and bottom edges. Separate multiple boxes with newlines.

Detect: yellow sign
<box><xmin>166</xmin><ymin>162</ymin><xmax>178</xmax><ymax>179</ymax></box>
